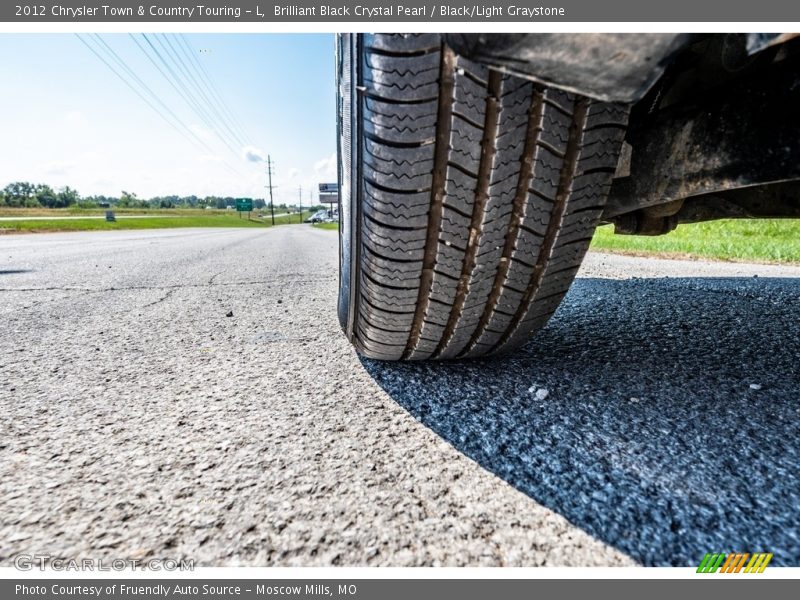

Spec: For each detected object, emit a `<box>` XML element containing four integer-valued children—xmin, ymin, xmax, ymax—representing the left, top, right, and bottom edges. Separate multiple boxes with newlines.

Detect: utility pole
<box><xmin>265</xmin><ymin>155</ymin><xmax>276</xmax><ymax>226</ymax></box>
<box><xmin>298</xmin><ymin>185</ymin><xmax>302</xmax><ymax>224</ymax></box>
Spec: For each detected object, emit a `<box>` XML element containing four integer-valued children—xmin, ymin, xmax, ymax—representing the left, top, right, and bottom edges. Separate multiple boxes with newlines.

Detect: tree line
<box><xmin>0</xmin><ymin>181</ymin><xmax>277</xmax><ymax>210</ymax></box>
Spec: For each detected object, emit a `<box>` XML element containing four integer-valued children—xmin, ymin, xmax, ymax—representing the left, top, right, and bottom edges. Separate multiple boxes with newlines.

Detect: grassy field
<box><xmin>591</xmin><ymin>219</ymin><xmax>800</xmax><ymax>264</ymax></box>
<box><xmin>0</xmin><ymin>206</ymin><xmax>231</xmax><ymax>218</ymax></box>
<box><xmin>313</xmin><ymin>222</ymin><xmax>340</xmax><ymax>230</ymax></box>
<box><xmin>0</xmin><ymin>211</ymin><xmax>311</xmax><ymax>233</ymax></box>
<box><xmin>3</xmin><ymin>205</ymin><xmax>797</xmax><ymax>265</ymax></box>
<box><xmin>312</xmin><ymin>219</ymin><xmax>798</xmax><ymax>264</ymax></box>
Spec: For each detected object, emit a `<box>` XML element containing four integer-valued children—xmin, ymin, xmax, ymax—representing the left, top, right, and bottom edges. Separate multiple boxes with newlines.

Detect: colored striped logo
<box><xmin>697</xmin><ymin>552</ymin><xmax>773</xmax><ymax>573</ymax></box>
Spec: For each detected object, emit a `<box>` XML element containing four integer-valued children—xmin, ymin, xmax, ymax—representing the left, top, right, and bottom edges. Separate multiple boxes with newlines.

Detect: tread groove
<box><xmin>361</xmin><ymin>241</ymin><xmax>421</xmax><ymax>264</ymax></box>
<box><xmin>364</xmin><ymin>177</ymin><xmax>431</xmax><ymax>196</ymax></box>
<box><xmin>402</xmin><ymin>44</ymin><xmax>456</xmax><ymax>360</ymax></box>
<box><xmin>363</xmin><ymin>208</ymin><xmax>427</xmax><ymax>232</ymax></box>
<box><xmin>362</xmin><ymin>91</ymin><xmax>439</xmax><ymax>106</ymax></box>
<box><xmin>432</xmin><ymin>70</ymin><xmax>503</xmax><ymax>359</ymax></box>
<box><xmin>489</xmin><ymin>97</ymin><xmax>591</xmax><ymax>353</ymax></box>
<box><xmin>364</xmin><ymin>131</ymin><xmax>434</xmax><ymax>149</ymax></box>
<box><xmin>365</xmin><ymin>45</ymin><xmax>441</xmax><ymax>58</ymax></box>
<box><xmin>458</xmin><ymin>87</ymin><xmax>546</xmax><ymax>357</ymax></box>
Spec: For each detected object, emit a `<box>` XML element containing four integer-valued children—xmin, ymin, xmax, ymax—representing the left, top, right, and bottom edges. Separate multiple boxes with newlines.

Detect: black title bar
<box><xmin>4</xmin><ymin>1</ymin><xmax>800</xmax><ymax>22</ymax></box>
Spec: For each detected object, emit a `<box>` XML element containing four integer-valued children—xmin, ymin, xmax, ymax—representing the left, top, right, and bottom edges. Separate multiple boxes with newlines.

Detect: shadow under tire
<box><xmin>337</xmin><ymin>33</ymin><xmax>629</xmax><ymax>360</ymax></box>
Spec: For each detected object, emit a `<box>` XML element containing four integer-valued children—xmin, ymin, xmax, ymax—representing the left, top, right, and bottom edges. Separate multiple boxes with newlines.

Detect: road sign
<box><xmin>319</xmin><ymin>182</ymin><xmax>339</xmax><ymax>205</ymax></box>
<box><xmin>236</xmin><ymin>199</ymin><xmax>253</xmax><ymax>212</ymax></box>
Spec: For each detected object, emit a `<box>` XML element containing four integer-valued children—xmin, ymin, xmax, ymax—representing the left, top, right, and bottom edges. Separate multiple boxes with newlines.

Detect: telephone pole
<box><xmin>265</xmin><ymin>155</ymin><xmax>276</xmax><ymax>226</ymax></box>
<box><xmin>298</xmin><ymin>185</ymin><xmax>302</xmax><ymax>224</ymax></box>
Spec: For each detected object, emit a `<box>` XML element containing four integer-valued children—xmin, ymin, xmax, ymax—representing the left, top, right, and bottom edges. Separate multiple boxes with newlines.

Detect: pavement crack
<box><xmin>0</xmin><ymin>286</ymin><xmax>95</xmax><ymax>293</ymax></box>
<box><xmin>0</xmin><ymin>276</ymin><xmax>336</xmax><ymax>295</ymax></box>
<box><xmin>141</xmin><ymin>288</ymin><xmax>176</xmax><ymax>308</ymax></box>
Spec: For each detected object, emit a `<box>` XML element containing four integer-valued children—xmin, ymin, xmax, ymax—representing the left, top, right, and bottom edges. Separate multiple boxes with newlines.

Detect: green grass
<box><xmin>591</xmin><ymin>219</ymin><xmax>800</xmax><ymax>264</ymax></box>
<box><xmin>7</xmin><ymin>205</ymin><xmax>795</xmax><ymax>264</ymax></box>
<box><xmin>0</xmin><ymin>206</ymin><xmax>233</xmax><ymax>218</ymax></box>
<box><xmin>312</xmin><ymin>222</ymin><xmax>340</xmax><ymax>230</ymax></box>
<box><xmin>0</xmin><ymin>211</ymin><xmax>312</xmax><ymax>233</ymax></box>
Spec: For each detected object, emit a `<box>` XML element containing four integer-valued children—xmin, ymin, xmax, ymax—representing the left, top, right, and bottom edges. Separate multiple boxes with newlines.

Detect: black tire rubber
<box><xmin>337</xmin><ymin>33</ymin><xmax>629</xmax><ymax>360</ymax></box>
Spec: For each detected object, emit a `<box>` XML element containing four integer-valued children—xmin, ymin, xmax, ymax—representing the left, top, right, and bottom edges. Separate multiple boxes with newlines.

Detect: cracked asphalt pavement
<box><xmin>1</xmin><ymin>226</ymin><xmax>798</xmax><ymax>566</ymax></box>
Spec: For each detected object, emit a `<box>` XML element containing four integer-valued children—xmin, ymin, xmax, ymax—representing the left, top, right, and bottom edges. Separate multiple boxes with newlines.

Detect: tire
<box><xmin>337</xmin><ymin>33</ymin><xmax>629</xmax><ymax>360</ymax></box>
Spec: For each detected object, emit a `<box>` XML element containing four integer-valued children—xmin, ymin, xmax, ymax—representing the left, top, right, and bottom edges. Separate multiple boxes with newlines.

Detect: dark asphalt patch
<box><xmin>363</xmin><ymin>276</ymin><xmax>800</xmax><ymax>566</ymax></box>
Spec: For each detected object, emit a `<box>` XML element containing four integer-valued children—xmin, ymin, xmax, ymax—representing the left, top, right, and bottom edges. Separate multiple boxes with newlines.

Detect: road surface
<box><xmin>1</xmin><ymin>226</ymin><xmax>798</xmax><ymax>566</ymax></box>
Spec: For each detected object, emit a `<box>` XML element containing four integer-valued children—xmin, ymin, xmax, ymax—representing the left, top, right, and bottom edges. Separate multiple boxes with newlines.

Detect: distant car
<box><xmin>305</xmin><ymin>210</ymin><xmax>329</xmax><ymax>223</ymax></box>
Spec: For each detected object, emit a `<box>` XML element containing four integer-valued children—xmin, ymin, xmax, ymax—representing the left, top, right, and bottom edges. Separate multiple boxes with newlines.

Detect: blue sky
<box><xmin>0</xmin><ymin>34</ymin><xmax>336</xmax><ymax>204</ymax></box>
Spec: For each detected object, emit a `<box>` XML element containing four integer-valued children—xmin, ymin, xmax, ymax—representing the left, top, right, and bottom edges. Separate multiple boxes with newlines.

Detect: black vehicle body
<box><xmin>446</xmin><ymin>33</ymin><xmax>800</xmax><ymax>234</ymax></box>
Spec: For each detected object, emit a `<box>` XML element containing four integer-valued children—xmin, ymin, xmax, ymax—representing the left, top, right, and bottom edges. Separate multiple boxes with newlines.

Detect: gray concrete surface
<box><xmin>0</xmin><ymin>226</ymin><xmax>798</xmax><ymax>567</ymax></box>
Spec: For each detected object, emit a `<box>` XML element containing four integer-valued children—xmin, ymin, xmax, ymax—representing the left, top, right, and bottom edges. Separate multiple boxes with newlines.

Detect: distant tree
<box><xmin>118</xmin><ymin>190</ymin><xmax>139</xmax><ymax>207</ymax></box>
<box><xmin>55</xmin><ymin>186</ymin><xmax>79</xmax><ymax>208</ymax></box>
<box><xmin>34</xmin><ymin>184</ymin><xmax>57</xmax><ymax>208</ymax></box>
<box><xmin>0</xmin><ymin>183</ymin><xmax>275</xmax><ymax>211</ymax></box>
<box><xmin>3</xmin><ymin>181</ymin><xmax>35</xmax><ymax>206</ymax></box>
<box><xmin>152</xmin><ymin>195</ymin><xmax>180</xmax><ymax>208</ymax></box>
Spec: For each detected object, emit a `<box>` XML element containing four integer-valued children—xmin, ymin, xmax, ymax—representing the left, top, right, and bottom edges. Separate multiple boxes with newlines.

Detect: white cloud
<box><xmin>189</xmin><ymin>124</ymin><xmax>214</xmax><ymax>142</ymax></box>
<box><xmin>242</xmin><ymin>145</ymin><xmax>266</xmax><ymax>163</ymax></box>
<box><xmin>313</xmin><ymin>152</ymin><xmax>337</xmax><ymax>180</ymax></box>
<box><xmin>41</xmin><ymin>160</ymin><xmax>75</xmax><ymax>176</ymax></box>
<box><xmin>91</xmin><ymin>177</ymin><xmax>115</xmax><ymax>190</ymax></box>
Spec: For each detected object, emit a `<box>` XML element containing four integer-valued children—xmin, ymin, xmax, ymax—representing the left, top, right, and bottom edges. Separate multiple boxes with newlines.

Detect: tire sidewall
<box><xmin>336</xmin><ymin>34</ymin><xmax>357</xmax><ymax>337</ymax></box>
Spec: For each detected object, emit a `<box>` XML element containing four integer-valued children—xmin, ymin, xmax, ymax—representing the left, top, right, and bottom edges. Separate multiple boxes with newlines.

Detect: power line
<box><xmin>132</xmin><ymin>33</ymin><xmax>243</xmax><ymax>161</ymax></box>
<box><xmin>89</xmin><ymin>35</ymin><xmax>214</xmax><ymax>153</ymax></box>
<box><xmin>178</xmin><ymin>34</ymin><xmax>251</xmax><ymax>145</ymax></box>
<box><xmin>161</xmin><ymin>33</ymin><xmax>248</xmax><ymax>149</ymax></box>
<box><xmin>147</xmin><ymin>33</ymin><xmax>243</xmax><ymax>156</ymax></box>
<box><xmin>155</xmin><ymin>33</ymin><xmax>246</xmax><ymax>151</ymax></box>
<box><xmin>178</xmin><ymin>34</ymin><xmax>252</xmax><ymax>146</ymax></box>
<box><xmin>77</xmin><ymin>34</ymin><xmax>245</xmax><ymax>179</ymax></box>
<box><xmin>75</xmin><ymin>35</ymin><xmax>211</xmax><ymax>156</ymax></box>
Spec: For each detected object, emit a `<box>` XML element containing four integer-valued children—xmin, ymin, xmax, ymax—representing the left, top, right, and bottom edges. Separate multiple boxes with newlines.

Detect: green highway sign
<box><xmin>236</xmin><ymin>199</ymin><xmax>253</xmax><ymax>212</ymax></box>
